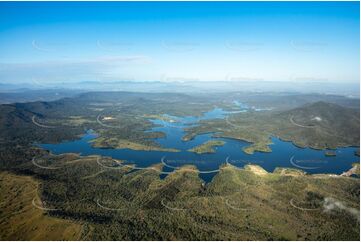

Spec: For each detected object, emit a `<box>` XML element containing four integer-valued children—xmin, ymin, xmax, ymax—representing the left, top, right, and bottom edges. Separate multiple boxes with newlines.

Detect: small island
<box><xmin>92</xmin><ymin>137</ymin><xmax>180</xmax><ymax>152</ymax></box>
<box><xmin>188</xmin><ymin>140</ymin><xmax>225</xmax><ymax>154</ymax></box>
<box><xmin>325</xmin><ymin>151</ymin><xmax>336</xmax><ymax>157</ymax></box>
<box><xmin>242</xmin><ymin>141</ymin><xmax>272</xmax><ymax>155</ymax></box>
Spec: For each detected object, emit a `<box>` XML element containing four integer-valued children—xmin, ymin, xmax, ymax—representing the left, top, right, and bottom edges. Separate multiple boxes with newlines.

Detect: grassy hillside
<box><xmin>1</xmin><ymin>152</ymin><xmax>358</xmax><ymax>240</ymax></box>
<box><xmin>0</xmin><ymin>91</ymin><xmax>359</xmax><ymax>240</ymax></box>
<box><xmin>275</xmin><ymin>101</ymin><xmax>360</xmax><ymax>148</ymax></box>
<box><xmin>0</xmin><ymin>172</ymin><xmax>83</xmax><ymax>240</ymax></box>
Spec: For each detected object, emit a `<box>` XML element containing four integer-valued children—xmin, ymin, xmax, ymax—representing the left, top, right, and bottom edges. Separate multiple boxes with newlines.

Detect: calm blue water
<box><xmin>39</xmin><ymin>105</ymin><xmax>359</xmax><ymax>182</ymax></box>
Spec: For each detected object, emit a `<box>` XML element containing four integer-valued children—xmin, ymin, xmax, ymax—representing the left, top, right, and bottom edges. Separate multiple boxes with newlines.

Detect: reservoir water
<box><xmin>39</xmin><ymin>106</ymin><xmax>360</xmax><ymax>182</ymax></box>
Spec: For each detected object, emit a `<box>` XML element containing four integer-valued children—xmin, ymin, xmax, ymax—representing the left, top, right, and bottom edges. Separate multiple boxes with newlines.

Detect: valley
<box><xmin>1</xmin><ymin>1</ymin><xmax>359</xmax><ymax>240</ymax></box>
<box><xmin>0</xmin><ymin>91</ymin><xmax>359</xmax><ymax>240</ymax></box>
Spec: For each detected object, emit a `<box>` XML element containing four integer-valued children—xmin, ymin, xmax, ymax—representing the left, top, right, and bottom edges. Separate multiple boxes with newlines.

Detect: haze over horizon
<box><xmin>0</xmin><ymin>1</ymin><xmax>359</xmax><ymax>85</ymax></box>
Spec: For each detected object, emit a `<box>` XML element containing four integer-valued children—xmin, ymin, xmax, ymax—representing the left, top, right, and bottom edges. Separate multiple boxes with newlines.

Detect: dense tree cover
<box><xmin>0</xmin><ymin>91</ymin><xmax>359</xmax><ymax>240</ymax></box>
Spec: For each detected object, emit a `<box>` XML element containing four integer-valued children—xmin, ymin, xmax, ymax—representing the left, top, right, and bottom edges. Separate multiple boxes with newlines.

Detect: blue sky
<box><xmin>0</xmin><ymin>1</ymin><xmax>359</xmax><ymax>84</ymax></box>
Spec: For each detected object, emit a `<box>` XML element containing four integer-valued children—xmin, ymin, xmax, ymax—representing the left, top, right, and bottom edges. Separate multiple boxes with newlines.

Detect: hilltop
<box><xmin>275</xmin><ymin>101</ymin><xmax>360</xmax><ymax>149</ymax></box>
<box><xmin>184</xmin><ymin>101</ymin><xmax>360</xmax><ymax>152</ymax></box>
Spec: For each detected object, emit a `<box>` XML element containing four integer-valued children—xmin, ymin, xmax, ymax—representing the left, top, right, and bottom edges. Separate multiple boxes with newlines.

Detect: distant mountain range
<box><xmin>0</xmin><ymin>80</ymin><xmax>359</xmax><ymax>98</ymax></box>
<box><xmin>0</xmin><ymin>89</ymin><xmax>84</xmax><ymax>104</ymax></box>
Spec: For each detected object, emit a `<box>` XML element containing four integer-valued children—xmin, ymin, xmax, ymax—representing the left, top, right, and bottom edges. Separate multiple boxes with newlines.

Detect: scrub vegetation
<box><xmin>184</xmin><ymin>101</ymin><xmax>359</xmax><ymax>153</ymax></box>
<box><xmin>0</xmin><ymin>151</ymin><xmax>359</xmax><ymax>240</ymax></box>
<box><xmin>188</xmin><ymin>140</ymin><xmax>225</xmax><ymax>154</ymax></box>
<box><xmin>0</xmin><ymin>91</ymin><xmax>359</xmax><ymax>240</ymax></box>
<box><xmin>0</xmin><ymin>172</ymin><xmax>83</xmax><ymax>240</ymax></box>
